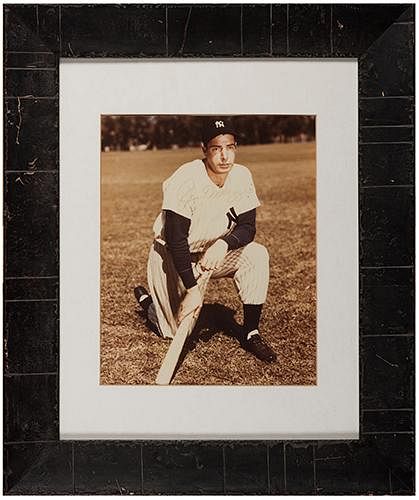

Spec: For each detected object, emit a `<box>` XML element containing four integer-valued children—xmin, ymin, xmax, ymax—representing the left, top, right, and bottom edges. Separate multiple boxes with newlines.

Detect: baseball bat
<box><xmin>155</xmin><ymin>307</ymin><xmax>201</xmax><ymax>385</ymax></box>
<box><xmin>155</xmin><ymin>267</ymin><xmax>210</xmax><ymax>385</ymax></box>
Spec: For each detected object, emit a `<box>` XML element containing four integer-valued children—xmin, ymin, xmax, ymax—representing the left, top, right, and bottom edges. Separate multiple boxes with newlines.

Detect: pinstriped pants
<box><xmin>147</xmin><ymin>240</ymin><xmax>269</xmax><ymax>339</ymax></box>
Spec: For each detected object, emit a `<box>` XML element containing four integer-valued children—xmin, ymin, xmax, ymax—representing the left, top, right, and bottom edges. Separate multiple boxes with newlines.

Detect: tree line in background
<box><xmin>101</xmin><ymin>115</ymin><xmax>315</xmax><ymax>152</ymax></box>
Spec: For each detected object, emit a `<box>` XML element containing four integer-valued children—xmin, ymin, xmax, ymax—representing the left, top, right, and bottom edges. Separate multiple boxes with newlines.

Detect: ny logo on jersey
<box><xmin>215</xmin><ymin>120</ymin><xmax>225</xmax><ymax>128</ymax></box>
<box><xmin>226</xmin><ymin>207</ymin><xmax>238</xmax><ymax>229</ymax></box>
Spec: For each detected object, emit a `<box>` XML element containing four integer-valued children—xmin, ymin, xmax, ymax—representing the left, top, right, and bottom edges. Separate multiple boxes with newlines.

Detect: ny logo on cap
<box><xmin>215</xmin><ymin>120</ymin><xmax>225</xmax><ymax>128</ymax></box>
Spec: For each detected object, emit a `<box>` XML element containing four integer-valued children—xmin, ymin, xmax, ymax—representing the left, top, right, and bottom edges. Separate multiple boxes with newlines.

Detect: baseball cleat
<box><xmin>134</xmin><ymin>286</ymin><xmax>152</xmax><ymax>310</ymax></box>
<box><xmin>241</xmin><ymin>331</ymin><xmax>277</xmax><ymax>363</ymax></box>
<box><xmin>134</xmin><ymin>286</ymin><xmax>162</xmax><ymax>337</ymax></box>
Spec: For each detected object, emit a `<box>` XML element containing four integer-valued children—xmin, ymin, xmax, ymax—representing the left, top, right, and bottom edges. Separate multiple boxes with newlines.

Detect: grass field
<box><xmin>100</xmin><ymin>142</ymin><xmax>316</xmax><ymax>385</ymax></box>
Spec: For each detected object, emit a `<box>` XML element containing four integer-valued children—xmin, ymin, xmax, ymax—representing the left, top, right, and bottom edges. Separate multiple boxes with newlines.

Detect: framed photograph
<box><xmin>100</xmin><ymin>113</ymin><xmax>317</xmax><ymax>387</ymax></box>
<box><xmin>4</xmin><ymin>4</ymin><xmax>414</xmax><ymax>495</ymax></box>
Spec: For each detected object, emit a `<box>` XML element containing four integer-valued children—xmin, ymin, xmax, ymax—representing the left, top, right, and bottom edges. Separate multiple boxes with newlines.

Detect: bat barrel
<box><xmin>155</xmin><ymin>310</ymin><xmax>199</xmax><ymax>385</ymax></box>
<box><xmin>155</xmin><ymin>268</ymin><xmax>211</xmax><ymax>385</ymax></box>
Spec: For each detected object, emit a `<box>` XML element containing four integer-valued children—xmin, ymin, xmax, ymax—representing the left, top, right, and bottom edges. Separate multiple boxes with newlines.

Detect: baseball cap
<box><xmin>201</xmin><ymin>118</ymin><xmax>236</xmax><ymax>145</ymax></box>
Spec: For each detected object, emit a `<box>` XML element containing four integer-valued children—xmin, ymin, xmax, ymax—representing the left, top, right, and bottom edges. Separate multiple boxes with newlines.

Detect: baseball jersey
<box><xmin>153</xmin><ymin>159</ymin><xmax>260</xmax><ymax>253</ymax></box>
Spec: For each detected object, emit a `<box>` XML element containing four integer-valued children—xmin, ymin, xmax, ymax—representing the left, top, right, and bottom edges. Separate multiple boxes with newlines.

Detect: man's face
<box><xmin>203</xmin><ymin>134</ymin><xmax>237</xmax><ymax>175</ymax></box>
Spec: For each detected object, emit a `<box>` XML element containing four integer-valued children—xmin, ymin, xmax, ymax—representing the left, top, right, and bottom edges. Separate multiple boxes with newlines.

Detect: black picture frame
<box><xmin>3</xmin><ymin>3</ymin><xmax>415</xmax><ymax>495</ymax></box>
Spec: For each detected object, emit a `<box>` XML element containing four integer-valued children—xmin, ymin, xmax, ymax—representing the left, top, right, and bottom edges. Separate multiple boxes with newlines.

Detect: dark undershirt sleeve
<box><xmin>221</xmin><ymin>208</ymin><xmax>256</xmax><ymax>250</ymax></box>
<box><xmin>163</xmin><ymin>210</ymin><xmax>197</xmax><ymax>289</ymax></box>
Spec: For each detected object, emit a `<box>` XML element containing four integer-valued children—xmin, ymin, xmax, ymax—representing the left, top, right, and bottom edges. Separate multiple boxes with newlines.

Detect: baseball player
<box><xmin>134</xmin><ymin>118</ymin><xmax>276</xmax><ymax>363</ymax></box>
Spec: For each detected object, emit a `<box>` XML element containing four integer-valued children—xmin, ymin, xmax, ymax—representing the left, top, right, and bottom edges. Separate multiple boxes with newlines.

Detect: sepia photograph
<box><xmin>100</xmin><ymin>114</ymin><xmax>316</xmax><ymax>385</ymax></box>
